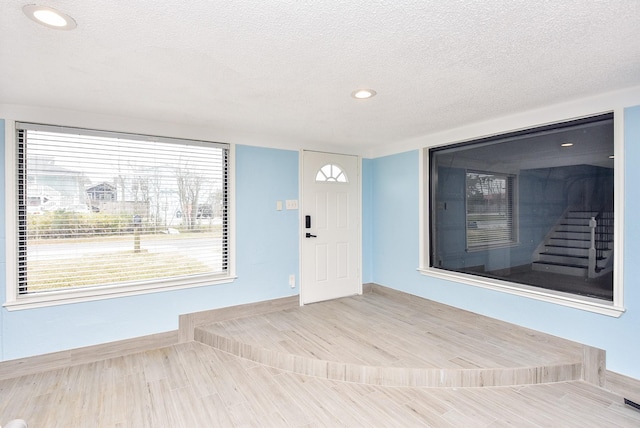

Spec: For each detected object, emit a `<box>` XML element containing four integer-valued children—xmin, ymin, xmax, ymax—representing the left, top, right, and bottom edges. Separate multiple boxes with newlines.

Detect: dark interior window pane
<box><xmin>430</xmin><ymin>113</ymin><xmax>614</xmax><ymax>301</ymax></box>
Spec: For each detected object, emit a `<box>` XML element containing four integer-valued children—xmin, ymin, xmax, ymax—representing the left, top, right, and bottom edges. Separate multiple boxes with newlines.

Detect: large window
<box><xmin>427</xmin><ymin>113</ymin><xmax>618</xmax><ymax>310</ymax></box>
<box><xmin>8</xmin><ymin>123</ymin><xmax>231</xmax><ymax>306</ymax></box>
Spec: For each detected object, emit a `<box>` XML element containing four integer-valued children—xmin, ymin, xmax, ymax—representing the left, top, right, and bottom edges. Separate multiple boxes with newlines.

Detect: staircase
<box><xmin>532</xmin><ymin>209</ymin><xmax>613</xmax><ymax>278</ymax></box>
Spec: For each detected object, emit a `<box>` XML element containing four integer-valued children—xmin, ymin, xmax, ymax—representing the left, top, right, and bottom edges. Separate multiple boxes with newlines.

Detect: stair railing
<box><xmin>588</xmin><ymin>216</ymin><xmax>597</xmax><ymax>279</ymax></box>
<box><xmin>589</xmin><ymin>208</ymin><xmax>614</xmax><ymax>278</ymax></box>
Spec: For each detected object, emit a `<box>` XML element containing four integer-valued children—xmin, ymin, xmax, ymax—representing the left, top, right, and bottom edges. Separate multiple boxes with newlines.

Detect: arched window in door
<box><xmin>315</xmin><ymin>164</ymin><xmax>348</xmax><ymax>183</ymax></box>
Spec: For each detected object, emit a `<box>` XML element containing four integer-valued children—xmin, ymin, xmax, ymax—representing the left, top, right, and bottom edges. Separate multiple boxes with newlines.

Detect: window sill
<box><xmin>3</xmin><ymin>275</ymin><xmax>237</xmax><ymax>311</ymax></box>
<box><xmin>417</xmin><ymin>267</ymin><xmax>625</xmax><ymax>317</ymax></box>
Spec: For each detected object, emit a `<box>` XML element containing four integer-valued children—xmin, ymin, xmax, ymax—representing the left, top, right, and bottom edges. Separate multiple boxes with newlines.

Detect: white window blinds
<box><xmin>465</xmin><ymin>171</ymin><xmax>515</xmax><ymax>248</ymax></box>
<box><xmin>15</xmin><ymin>123</ymin><xmax>229</xmax><ymax>295</ymax></box>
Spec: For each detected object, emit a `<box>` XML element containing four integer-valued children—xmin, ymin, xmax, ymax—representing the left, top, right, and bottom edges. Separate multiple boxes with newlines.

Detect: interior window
<box><xmin>429</xmin><ymin>113</ymin><xmax>614</xmax><ymax>301</ymax></box>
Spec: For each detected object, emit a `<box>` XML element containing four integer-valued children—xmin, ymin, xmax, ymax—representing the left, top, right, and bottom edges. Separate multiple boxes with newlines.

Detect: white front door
<box><xmin>301</xmin><ymin>150</ymin><xmax>360</xmax><ymax>304</ymax></box>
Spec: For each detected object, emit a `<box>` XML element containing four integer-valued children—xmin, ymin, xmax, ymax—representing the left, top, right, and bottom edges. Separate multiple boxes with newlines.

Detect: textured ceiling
<box><xmin>1</xmin><ymin>1</ymin><xmax>639</xmax><ymax>154</ymax></box>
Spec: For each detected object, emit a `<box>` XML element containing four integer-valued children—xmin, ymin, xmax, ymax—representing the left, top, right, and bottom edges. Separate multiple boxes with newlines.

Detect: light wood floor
<box><xmin>1</xmin><ymin>341</ymin><xmax>639</xmax><ymax>427</ymax></box>
<box><xmin>1</xmin><ymin>288</ymin><xmax>639</xmax><ymax>426</ymax></box>
<box><xmin>195</xmin><ymin>288</ymin><xmax>594</xmax><ymax>387</ymax></box>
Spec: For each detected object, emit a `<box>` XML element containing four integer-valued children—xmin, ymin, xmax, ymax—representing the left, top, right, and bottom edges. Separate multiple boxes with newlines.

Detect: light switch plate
<box><xmin>276</xmin><ymin>200</ymin><xmax>283</xmax><ymax>211</ymax></box>
<box><xmin>285</xmin><ymin>199</ymin><xmax>298</xmax><ymax>210</ymax></box>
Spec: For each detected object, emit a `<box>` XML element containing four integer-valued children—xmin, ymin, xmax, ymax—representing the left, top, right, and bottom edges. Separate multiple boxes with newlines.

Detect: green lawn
<box><xmin>27</xmin><ymin>250</ymin><xmax>214</xmax><ymax>291</ymax></box>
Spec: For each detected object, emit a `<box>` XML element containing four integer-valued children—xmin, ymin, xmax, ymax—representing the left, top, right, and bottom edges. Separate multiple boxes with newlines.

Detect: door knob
<box><xmin>305</xmin><ymin>233</ymin><xmax>317</xmax><ymax>238</ymax></box>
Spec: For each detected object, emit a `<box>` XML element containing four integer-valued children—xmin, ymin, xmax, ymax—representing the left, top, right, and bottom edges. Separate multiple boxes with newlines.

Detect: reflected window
<box><xmin>466</xmin><ymin>171</ymin><xmax>516</xmax><ymax>249</ymax></box>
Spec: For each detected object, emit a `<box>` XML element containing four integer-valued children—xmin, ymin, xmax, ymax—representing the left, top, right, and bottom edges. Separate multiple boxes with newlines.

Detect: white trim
<box><xmin>16</xmin><ymin>121</ymin><xmax>228</xmax><ymax>149</ymax></box>
<box><xmin>418</xmin><ymin>266</ymin><xmax>624</xmax><ymax>317</ymax></box>
<box><xmin>419</xmin><ymin>110</ymin><xmax>625</xmax><ymax>317</ymax></box>
<box><xmin>358</xmin><ymin>155</ymin><xmax>363</xmax><ymax>296</ymax></box>
<box><xmin>298</xmin><ymin>149</ymin><xmax>304</xmax><ymax>306</ymax></box>
<box><xmin>612</xmin><ymin>107</ymin><xmax>625</xmax><ymax>306</ymax></box>
<box><xmin>4</xmin><ymin>119</ymin><xmax>237</xmax><ymax>310</ymax></box>
<box><xmin>3</xmin><ymin>275</ymin><xmax>237</xmax><ymax>311</ymax></box>
<box><xmin>418</xmin><ymin>150</ymin><xmax>426</xmax><ymax>270</ymax></box>
<box><xmin>4</xmin><ymin>120</ymin><xmax>18</xmax><ymax>305</ymax></box>
<box><xmin>227</xmin><ymin>144</ymin><xmax>237</xmax><ymax>279</ymax></box>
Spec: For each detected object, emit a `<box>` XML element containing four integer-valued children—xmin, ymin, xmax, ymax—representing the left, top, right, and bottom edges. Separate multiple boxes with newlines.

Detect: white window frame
<box><xmin>418</xmin><ymin>112</ymin><xmax>625</xmax><ymax>317</ymax></box>
<box><xmin>4</xmin><ymin>120</ymin><xmax>236</xmax><ymax>310</ymax></box>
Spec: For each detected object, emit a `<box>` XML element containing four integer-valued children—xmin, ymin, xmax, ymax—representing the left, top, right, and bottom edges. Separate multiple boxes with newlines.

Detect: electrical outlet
<box><xmin>289</xmin><ymin>274</ymin><xmax>296</xmax><ymax>288</ymax></box>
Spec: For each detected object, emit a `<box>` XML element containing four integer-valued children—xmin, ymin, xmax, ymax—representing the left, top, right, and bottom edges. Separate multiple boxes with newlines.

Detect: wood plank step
<box><xmin>193</xmin><ymin>291</ymin><xmax>593</xmax><ymax>388</ymax></box>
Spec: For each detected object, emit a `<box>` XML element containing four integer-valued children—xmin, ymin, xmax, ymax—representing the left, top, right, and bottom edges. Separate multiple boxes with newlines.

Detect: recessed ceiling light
<box><xmin>351</xmin><ymin>89</ymin><xmax>377</xmax><ymax>99</ymax></box>
<box><xmin>561</xmin><ymin>142</ymin><xmax>574</xmax><ymax>147</ymax></box>
<box><xmin>23</xmin><ymin>4</ymin><xmax>77</xmax><ymax>30</ymax></box>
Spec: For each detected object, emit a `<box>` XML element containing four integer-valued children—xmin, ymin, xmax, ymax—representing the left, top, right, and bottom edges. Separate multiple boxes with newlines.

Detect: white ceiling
<box><xmin>1</xmin><ymin>1</ymin><xmax>639</xmax><ymax>155</ymax></box>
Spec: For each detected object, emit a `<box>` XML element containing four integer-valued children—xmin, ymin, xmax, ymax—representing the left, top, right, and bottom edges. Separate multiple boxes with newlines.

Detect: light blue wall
<box><xmin>0</xmin><ymin>138</ymin><xmax>299</xmax><ymax>360</ymax></box>
<box><xmin>235</xmin><ymin>145</ymin><xmax>300</xmax><ymax>300</ymax></box>
<box><xmin>369</xmin><ymin>105</ymin><xmax>640</xmax><ymax>379</ymax></box>
<box><xmin>371</xmin><ymin>151</ymin><xmax>420</xmax><ymax>282</ymax></box>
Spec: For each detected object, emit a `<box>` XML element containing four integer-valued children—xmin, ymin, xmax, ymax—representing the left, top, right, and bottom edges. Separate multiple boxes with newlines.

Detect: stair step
<box><xmin>557</xmin><ymin>223</ymin><xmax>591</xmax><ymax>232</ymax></box>
<box><xmin>541</xmin><ymin>252</ymin><xmax>599</xmax><ymax>259</ymax></box>
<box><xmin>538</xmin><ymin>254</ymin><xmax>588</xmax><ymax>267</ymax></box>
<box><xmin>552</xmin><ymin>231</ymin><xmax>591</xmax><ymax>240</ymax></box>
<box><xmin>562</xmin><ymin>219</ymin><xmax>593</xmax><ymax>226</ymax></box>
<box><xmin>538</xmin><ymin>252</ymin><xmax>605</xmax><ymax>265</ymax></box>
<box><xmin>531</xmin><ymin>261</ymin><xmax>587</xmax><ymax>277</ymax></box>
<box><xmin>566</xmin><ymin>211</ymin><xmax>599</xmax><ymax>219</ymax></box>
<box><xmin>533</xmin><ymin>260</ymin><xmax>589</xmax><ymax>269</ymax></box>
<box><xmin>548</xmin><ymin>238</ymin><xmax>590</xmax><ymax>248</ymax></box>
<box><xmin>544</xmin><ymin>245</ymin><xmax>590</xmax><ymax>257</ymax></box>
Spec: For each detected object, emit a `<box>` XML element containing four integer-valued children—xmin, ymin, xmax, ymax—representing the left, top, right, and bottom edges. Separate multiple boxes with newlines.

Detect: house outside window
<box><xmin>427</xmin><ymin>113</ymin><xmax>616</xmax><ymax>308</ymax></box>
<box><xmin>6</xmin><ymin>123</ymin><xmax>233</xmax><ymax>308</ymax></box>
<box><xmin>87</xmin><ymin>182</ymin><xmax>117</xmax><ymax>203</ymax></box>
